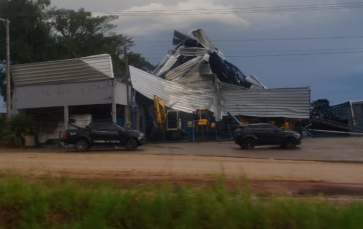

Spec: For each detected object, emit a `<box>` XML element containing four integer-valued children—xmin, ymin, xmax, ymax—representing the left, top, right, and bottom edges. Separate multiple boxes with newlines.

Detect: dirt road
<box><xmin>1</xmin><ymin>138</ymin><xmax>363</xmax><ymax>195</ymax></box>
<box><xmin>0</xmin><ymin>151</ymin><xmax>362</xmax><ymax>182</ymax></box>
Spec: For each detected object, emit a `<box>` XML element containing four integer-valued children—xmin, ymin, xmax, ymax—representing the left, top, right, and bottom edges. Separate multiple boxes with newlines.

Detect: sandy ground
<box><xmin>0</xmin><ymin>137</ymin><xmax>363</xmax><ymax>196</ymax></box>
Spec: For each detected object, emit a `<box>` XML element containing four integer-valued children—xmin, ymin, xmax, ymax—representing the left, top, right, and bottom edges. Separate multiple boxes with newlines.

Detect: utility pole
<box><xmin>0</xmin><ymin>18</ymin><xmax>10</xmax><ymax>119</ymax></box>
<box><xmin>124</xmin><ymin>44</ymin><xmax>131</xmax><ymax>130</ymax></box>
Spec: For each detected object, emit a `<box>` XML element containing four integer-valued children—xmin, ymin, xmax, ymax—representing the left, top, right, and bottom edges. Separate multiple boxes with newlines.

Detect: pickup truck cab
<box><xmin>62</xmin><ymin>123</ymin><xmax>146</xmax><ymax>151</ymax></box>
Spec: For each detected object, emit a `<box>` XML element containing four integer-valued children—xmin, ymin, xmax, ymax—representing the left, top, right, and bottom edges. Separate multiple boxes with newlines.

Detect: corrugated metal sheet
<box><xmin>132</xmin><ymin>67</ymin><xmax>310</xmax><ymax>119</ymax></box>
<box><xmin>220</xmin><ymin>84</ymin><xmax>310</xmax><ymax>118</ymax></box>
<box><xmin>165</xmin><ymin>56</ymin><xmax>205</xmax><ymax>81</ymax></box>
<box><xmin>152</xmin><ymin>51</ymin><xmax>180</xmax><ymax>77</ymax></box>
<box><xmin>179</xmin><ymin>47</ymin><xmax>212</xmax><ymax>56</ymax></box>
<box><xmin>246</xmin><ymin>75</ymin><xmax>267</xmax><ymax>89</ymax></box>
<box><xmin>191</xmin><ymin>29</ymin><xmax>216</xmax><ymax>50</ymax></box>
<box><xmin>12</xmin><ymin>54</ymin><xmax>114</xmax><ymax>86</ymax></box>
<box><xmin>130</xmin><ymin>66</ymin><xmax>215</xmax><ymax>113</ymax></box>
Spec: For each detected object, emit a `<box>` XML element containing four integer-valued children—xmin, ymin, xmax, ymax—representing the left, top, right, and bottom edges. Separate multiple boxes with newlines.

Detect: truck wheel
<box><xmin>242</xmin><ymin>138</ymin><xmax>255</xmax><ymax>149</ymax></box>
<box><xmin>76</xmin><ymin>139</ymin><xmax>89</xmax><ymax>152</ymax></box>
<box><xmin>125</xmin><ymin>138</ymin><xmax>138</xmax><ymax>151</ymax></box>
<box><xmin>283</xmin><ymin>138</ymin><xmax>296</xmax><ymax>149</ymax></box>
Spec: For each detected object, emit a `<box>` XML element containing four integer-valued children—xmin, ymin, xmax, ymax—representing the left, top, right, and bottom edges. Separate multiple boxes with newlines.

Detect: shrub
<box><xmin>6</xmin><ymin>114</ymin><xmax>37</xmax><ymax>138</ymax></box>
<box><xmin>0</xmin><ymin>114</ymin><xmax>37</xmax><ymax>145</ymax></box>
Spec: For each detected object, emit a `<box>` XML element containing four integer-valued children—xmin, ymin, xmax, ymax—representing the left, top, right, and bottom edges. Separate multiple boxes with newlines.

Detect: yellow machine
<box><xmin>153</xmin><ymin>95</ymin><xmax>167</xmax><ymax>129</ymax></box>
<box><xmin>194</xmin><ymin>109</ymin><xmax>215</xmax><ymax>130</ymax></box>
<box><xmin>153</xmin><ymin>95</ymin><xmax>181</xmax><ymax>131</ymax></box>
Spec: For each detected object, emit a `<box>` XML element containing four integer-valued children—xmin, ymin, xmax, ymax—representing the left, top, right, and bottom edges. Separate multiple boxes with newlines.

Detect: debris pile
<box><xmin>152</xmin><ymin>29</ymin><xmax>267</xmax><ymax>89</ymax></box>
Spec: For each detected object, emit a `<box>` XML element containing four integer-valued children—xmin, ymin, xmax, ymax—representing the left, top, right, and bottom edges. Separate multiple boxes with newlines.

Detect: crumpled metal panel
<box><xmin>165</xmin><ymin>56</ymin><xmax>205</xmax><ymax>81</ymax></box>
<box><xmin>246</xmin><ymin>75</ymin><xmax>267</xmax><ymax>89</ymax></box>
<box><xmin>172</xmin><ymin>73</ymin><xmax>215</xmax><ymax>89</ymax></box>
<box><xmin>220</xmin><ymin>84</ymin><xmax>310</xmax><ymax>118</ymax></box>
<box><xmin>209</xmin><ymin>52</ymin><xmax>252</xmax><ymax>88</ymax></box>
<box><xmin>155</xmin><ymin>29</ymin><xmax>262</xmax><ymax>89</ymax></box>
<box><xmin>11</xmin><ymin>54</ymin><xmax>114</xmax><ymax>86</ymax></box>
<box><xmin>173</xmin><ymin>30</ymin><xmax>195</xmax><ymax>46</ymax></box>
<box><xmin>191</xmin><ymin>29</ymin><xmax>217</xmax><ymax>50</ymax></box>
<box><xmin>152</xmin><ymin>51</ymin><xmax>180</xmax><ymax>78</ymax></box>
<box><xmin>132</xmin><ymin>66</ymin><xmax>310</xmax><ymax>119</ymax></box>
<box><xmin>179</xmin><ymin>47</ymin><xmax>212</xmax><ymax>56</ymax></box>
<box><xmin>130</xmin><ymin>66</ymin><xmax>215</xmax><ymax>113</ymax></box>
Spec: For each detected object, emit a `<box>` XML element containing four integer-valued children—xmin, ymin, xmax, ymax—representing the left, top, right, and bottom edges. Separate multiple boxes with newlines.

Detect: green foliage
<box><xmin>0</xmin><ymin>0</ymin><xmax>154</xmax><ymax>101</ymax></box>
<box><xmin>128</xmin><ymin>52</ymin><xmax>155</xmax><ymax>72</ymax></box>
<box><xmin>0</xmin><ymin>0</ymin><xmax>53</xmax><ymax>63</ymax></box>
<box><xmin>0</xmin><ymin>174</ymin><xmax>362</xmax><ymax>229</ymax></box>
<box><xmin>0</xmin><ymin>114</ymin><xmax>37</xmax><ymax>140</ymax></box>
<box><xmin>46</xmin><ymin>8</ymin><xmax>130</xmax><ymax>72</ymax></box>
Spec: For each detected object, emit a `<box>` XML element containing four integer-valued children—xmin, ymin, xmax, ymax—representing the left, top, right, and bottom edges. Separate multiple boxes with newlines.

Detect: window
<box><xmin>103</xmin><ymin>124</ymin><xmax>121</xmax><ymax>131</ymax></box>
<box><xmin>93</xmin><ymin>124</ymin><xmax>106</xmax><ymax>131</ymax></box>
<box><xmin>93</xmin><ymin>123</ymin><xmax>123</xmax><ymax>131</ymax></box>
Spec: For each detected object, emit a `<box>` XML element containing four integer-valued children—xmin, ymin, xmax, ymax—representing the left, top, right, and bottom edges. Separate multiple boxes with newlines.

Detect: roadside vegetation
<box><xmin>0</xmin><ymin>174</ymin><xmax>362</xmax><ymax>229</ymax></box>
<box><xmin>0</xmin><ymin>114</ymin><xmax>37</xmax><ymax>146</ymax></box>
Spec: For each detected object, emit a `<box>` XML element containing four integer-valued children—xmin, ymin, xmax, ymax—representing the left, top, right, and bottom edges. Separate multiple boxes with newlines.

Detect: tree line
<box><xmin>0</xmin><ymin>0</ymin><xmax>155</xmax><ymax>102</ymax></box>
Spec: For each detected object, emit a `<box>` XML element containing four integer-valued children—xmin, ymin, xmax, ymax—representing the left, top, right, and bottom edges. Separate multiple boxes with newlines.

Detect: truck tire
<box><xmin>242</xmin><ymin>138</ymin><xmax>255</xmax><ymax>149</ymax></box>
<box><xmin>283</xmin><ymin>138</ymin><xmax>296</xmax><ymax>149</ymax></box>
<box><xmin>125</xmin><ymin>138</ymin><xmax>138</xmax><ymax>151</ymax></box>
<box><xmin>76</xmin><ymin>139</ymin><xmax>90</xmax><ymax>152</ymax></box>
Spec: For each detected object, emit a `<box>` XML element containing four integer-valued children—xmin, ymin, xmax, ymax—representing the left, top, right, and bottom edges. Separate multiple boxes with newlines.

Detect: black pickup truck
<box><xmin>62</xmin><ymin>122</ymin><xmax>146</xmax><ymax>151</ymax></box>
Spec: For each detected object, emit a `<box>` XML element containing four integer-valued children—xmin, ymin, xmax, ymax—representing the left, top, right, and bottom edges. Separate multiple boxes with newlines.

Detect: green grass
<box><xmin>0</xmin><ymin>174</ymin><xmax>362</xmax><ymax>229</ymax></box>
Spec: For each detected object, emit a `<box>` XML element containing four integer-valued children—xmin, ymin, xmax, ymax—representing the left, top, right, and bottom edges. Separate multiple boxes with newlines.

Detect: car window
<box><xmin>93</xmin><ymin>124</ymin><xmax>105</xmax><ymax>131</ymax></box>
<box><xmin>266</xmin><ymin>125</ymin><xmax>276</xmax><ymax>130</ymax></box>
<box><xmin>249</xmin><ymin>125</ymin><xmax>259</xmax><ymax>129</ymax></box>
<box><xmin>92</xmin><ymin>123</ymin><xmax>124</xmax><ymax>131</ymax></box>
<box><xmin>266</xmin><ymin>125</ymin><xmax>282</xmax><ymax>131</ymax></box>
<box><xmin>103</xmin><ymin>124</ymin><xmax>120</xmax><ymax>131</ymax></box>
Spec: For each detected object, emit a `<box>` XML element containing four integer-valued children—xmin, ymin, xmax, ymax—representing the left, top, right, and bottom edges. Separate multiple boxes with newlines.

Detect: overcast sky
<box><xmin>1</xmin><ymin>0</ymin><xmax>362</xmax><ymax>113</ymax></box>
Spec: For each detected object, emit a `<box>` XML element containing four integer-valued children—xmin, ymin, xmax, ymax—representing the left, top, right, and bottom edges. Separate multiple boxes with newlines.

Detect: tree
<box><xmin>0</xmin><ymin>0</ymin><xmax>55</xmax><ymax>101</ymax></box>
<box><xmin>127</xmin><ymin>52</ymin><xmax>155</xmax><ymax>72</ymax></box>
<box><xmin>0</xmin><ymin>0</ymin><xmax>54</xmax><ymax>63</ymax></box>
<box><xmin>47</xmin><ymin>8</ymin><xmax>154</xmax><ymax>73</ymax></box>
<box><xmin>0</xmin><ymin>2</ymin><xmax>154</xmax><ymax>102</ymax></box>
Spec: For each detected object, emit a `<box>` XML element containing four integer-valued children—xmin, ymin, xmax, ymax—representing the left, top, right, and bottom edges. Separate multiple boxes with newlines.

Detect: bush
<box><xmin>0</xmin><ymin>114</ymin><xmax>37</xmax><ymax>144</ymax></box>
<box><xmin>7</xmin><ymin>114</ymin><xmax>37</xmax><ymax>137</ymax></box>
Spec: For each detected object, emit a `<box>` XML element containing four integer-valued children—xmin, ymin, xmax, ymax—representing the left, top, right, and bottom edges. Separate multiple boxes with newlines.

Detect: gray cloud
<box><xmin>49</xmin><ymin>0</ymin><xmax>363</xmax><ymax>103</ymax></box>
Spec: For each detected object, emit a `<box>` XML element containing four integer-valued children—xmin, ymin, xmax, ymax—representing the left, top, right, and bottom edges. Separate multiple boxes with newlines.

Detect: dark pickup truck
<box><xmin>62</xmin><ymin>122</ymin><xmax>146</xmax><ymax>151</ymax></box>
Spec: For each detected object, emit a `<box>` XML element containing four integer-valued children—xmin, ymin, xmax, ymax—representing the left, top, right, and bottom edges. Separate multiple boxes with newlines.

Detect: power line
<box><xmin>94</xmin><ymin>2</ymin><xmax>363</xmax><ymax>13</ymax></box>
<box><xmin>141</xmin><ymin>50</ymin><xmax>363</xmax><ymax>60</ymax></box>
<box><xmin>2</xmin><ymin>2</ymin><xmax>363</xmax><ymax>17</ymax></box>
<box><xmin>139</xmin><ymin>47</ymin><xmax>363</xmax><ymax>57</ymax></box>
<box><xmin>227</xmin><ymin>50</ymin><xmax>363</xmax><ymax>58</ymax></box>
<box><xmin>90</xmin><ymin>2</ymin><xmax>363</xmax><ymax>16</ymax></box>
<box><xmin>109</xmin><ymin>2</ymin><xmax>363</xmax><ymax>12</ymax></box>
<box><xmin>134</xmin><ymin>35</ymin><xmax>363</xmax><ymax>43</ymax></box>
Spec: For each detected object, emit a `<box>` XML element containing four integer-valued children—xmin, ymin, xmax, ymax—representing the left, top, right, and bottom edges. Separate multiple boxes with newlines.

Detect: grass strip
<box><xmin>0</xmin><ymin>174</ymin><xmax>362</xmax><ymax>229</ymax></box>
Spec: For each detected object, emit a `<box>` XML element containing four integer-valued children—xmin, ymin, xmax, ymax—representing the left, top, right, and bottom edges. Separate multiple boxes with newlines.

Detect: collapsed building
<box><xmin>10</xmin><ymin>29</ymin><xmax>312</xmax><ymax>143</ymax></box>
<box><xmin>130</xmin><ymin>29</ymin><xmax>310</xmax><ymax>137</ymax></box>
